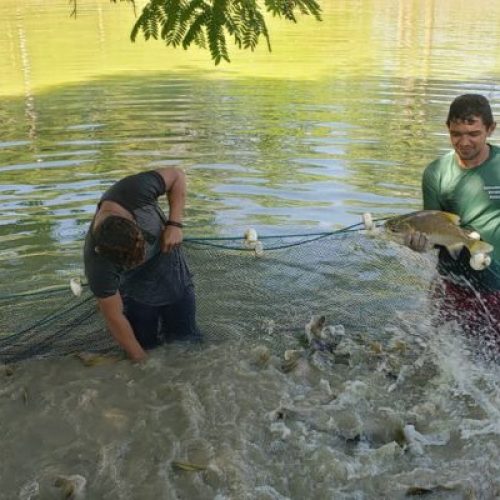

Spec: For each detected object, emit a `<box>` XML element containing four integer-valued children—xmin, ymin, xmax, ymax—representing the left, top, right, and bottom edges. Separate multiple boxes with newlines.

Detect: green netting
<box><xmin>0</xmin><ymin>225</ymin><xmax>437</xmax><ymax>364</ymax></box>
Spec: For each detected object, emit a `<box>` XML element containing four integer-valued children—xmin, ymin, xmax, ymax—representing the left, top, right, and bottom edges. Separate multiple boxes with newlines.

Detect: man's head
<box><xmin>446</xmin><ymin>94</ymin><xmax>495</xmax><ymax>128</ymax></box>
<box><xmin>94</xmin><ymin>215</ymin><xmax>145</xmax><ymax>269</ymax></box>
<box><xmin>446</xmin><ymin>94</ymin><xmax>496</xmax><ymax>166</ymax></box>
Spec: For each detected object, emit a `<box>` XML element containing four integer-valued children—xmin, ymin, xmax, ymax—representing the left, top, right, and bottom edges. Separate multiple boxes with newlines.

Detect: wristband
<box><xmin>166</xmin><ymin>220</ymin><xmax>184</xmax><ymax>229</ymax></box>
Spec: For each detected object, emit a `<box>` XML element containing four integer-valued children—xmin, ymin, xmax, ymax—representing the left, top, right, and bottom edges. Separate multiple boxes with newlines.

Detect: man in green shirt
<box><xmin>409</xmin><ymin>94</ymin><xmax>500</xmax><ymax>345</ymax></box>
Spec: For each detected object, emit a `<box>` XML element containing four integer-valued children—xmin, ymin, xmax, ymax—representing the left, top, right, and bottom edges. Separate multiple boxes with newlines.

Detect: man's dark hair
<box><xmin>94</xmin><ymin>215</ymin><xmax>145</xmax><ymax>269</ymax></box>
<box><xmin>446</xmin><ymin>94</ymin><xmax>495</xmax><ymax>128</ymax></box>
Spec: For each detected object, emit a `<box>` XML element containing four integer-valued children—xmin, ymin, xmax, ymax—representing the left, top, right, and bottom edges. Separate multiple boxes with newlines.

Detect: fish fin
<box><xmin>172</xmin><ymin>460</ymin><xmax>207</xmax><ymax>472</ymax></box>
<box><xmin>445</xmin><ymin>243</ymin><xmax>464</xmax><ymax>260</ymax></box>
<box><xmin>470</xmin><ymin>253</ymin><xmax>492</xmax><ymax>270</ymax></box>
<box><xmin>469</xmin><ymin>240</ymin><xmax>494</xmax><ymax>255</ymax></box>
<box><xmin>441</xmin><ymin>212</ymin><xmax>461</xmax><ymax>225</ymax></box>
<box><xmin>75</xmin><ymin>352</ymin><xmax>121</xmax><ymax>367</ymax></box>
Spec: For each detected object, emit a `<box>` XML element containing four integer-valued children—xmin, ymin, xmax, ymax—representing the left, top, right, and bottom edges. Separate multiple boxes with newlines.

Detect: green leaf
<box><xmin>117</xmin><ymin>0</ymin><xmax>321</xmax><ymax>64</ymax></box>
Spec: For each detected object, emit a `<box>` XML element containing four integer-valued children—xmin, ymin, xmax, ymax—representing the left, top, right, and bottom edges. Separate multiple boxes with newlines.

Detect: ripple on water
<box><xmin>2</xmin><ymin>312</ymin><xmax>500</xmax><ymax>498</ymax></box>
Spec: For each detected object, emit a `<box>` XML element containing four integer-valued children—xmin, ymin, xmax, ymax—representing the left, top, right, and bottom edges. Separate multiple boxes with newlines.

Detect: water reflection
<box><xmin>1</xmin><ymin>72</ymin><xmax>500</xmax><ymax>292</ymax></box>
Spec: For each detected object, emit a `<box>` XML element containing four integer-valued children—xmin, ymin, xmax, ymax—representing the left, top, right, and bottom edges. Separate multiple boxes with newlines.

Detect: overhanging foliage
<box><xmin>71</xmin><ymin>0</ymin><xmax>322</xmax><ymax>65</ymax></box>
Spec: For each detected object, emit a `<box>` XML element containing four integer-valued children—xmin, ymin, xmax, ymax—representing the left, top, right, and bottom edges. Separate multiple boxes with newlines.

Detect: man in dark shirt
<box><xmin>84</xmin><ymin>167</ymin><xmax>200</xmax><ymax>361</ymax></box>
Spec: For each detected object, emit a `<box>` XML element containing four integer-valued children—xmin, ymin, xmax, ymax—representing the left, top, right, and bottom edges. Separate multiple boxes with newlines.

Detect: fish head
<box><xmin>305</xmin><ymin>315</ymin><xmax>327</xmax><ymax>340</ymax></box>
<box><xmin>385</xmin><ymin>217</ymin><xmax>401</xmax><ymax>233</ymax></box>
<box><xmin>384</xmin><ymin>215</ymin><xmax>414</xmax><ymax>236</ymax></box>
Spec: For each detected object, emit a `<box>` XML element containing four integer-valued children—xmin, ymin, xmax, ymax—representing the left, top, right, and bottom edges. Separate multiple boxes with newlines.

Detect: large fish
<box><xmin>385</xmin><ymin>210</ymin><xmax>493</xmax><ymax>269</ymax></box>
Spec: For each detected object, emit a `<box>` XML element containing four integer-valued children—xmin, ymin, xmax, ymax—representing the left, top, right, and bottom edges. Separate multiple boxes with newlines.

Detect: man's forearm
<box><xmin>104</xmin><ymin>313</ymin><xmax>146</xmax><ymax>362</ymax></box>
<box><xmin>167</xmin><ymin>169</ymin><xmax>186</xmax><ymax>223</ymax></box>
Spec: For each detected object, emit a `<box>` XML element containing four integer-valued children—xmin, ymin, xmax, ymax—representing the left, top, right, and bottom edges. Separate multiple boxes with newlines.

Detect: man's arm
<box><xmin>156</xmin><ymin>167</ymin><xmax>186</xmax><ymax>252</ymax></box>
<box><xmin>405</xmin><ymin>165</ymin><xmax>441</xmax><ymax>252</ymax></box>
<box><xmin>422</xmin><ymin>165</ymin><xmax>443</xmax><ymax>211</ymax></box>
<box><xmin>98</xmin><ymin>293</ymin><xmax>147</xmax><ymax>362</ymax></box>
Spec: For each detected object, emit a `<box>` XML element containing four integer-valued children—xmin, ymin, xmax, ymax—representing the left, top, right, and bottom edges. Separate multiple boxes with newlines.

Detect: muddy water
<box><xmin>1</xmin><ymin>0</ymin><xmax>500</xmax><ymax>498</ymax></box>
<box><xmin>3</xmin><ymin>307</ymin><xmax>500</xmax><ymax>498</ymax></box>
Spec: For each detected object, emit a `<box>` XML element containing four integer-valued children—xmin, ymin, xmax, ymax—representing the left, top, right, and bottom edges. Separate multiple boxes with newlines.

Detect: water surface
<box><xmin>1</xmin><ymin>0</ymin><xmax>500</xmax><ymax>498</ymax></box>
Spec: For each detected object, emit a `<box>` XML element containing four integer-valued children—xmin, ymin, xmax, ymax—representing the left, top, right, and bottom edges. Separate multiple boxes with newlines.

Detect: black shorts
<box><xmin>123</xmin><ymin>285</ymin><xmax>202</xmax><ymax>349</ymax></box>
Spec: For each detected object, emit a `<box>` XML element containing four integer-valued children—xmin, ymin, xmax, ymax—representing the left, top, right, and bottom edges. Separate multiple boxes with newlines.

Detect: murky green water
<box><xmin>3</xmin><ymin>0</ymin><xmax>500</xmax><ymax>291</ymax></box>
<box><xmin>1</xmin><ymin>1</ymin><xmax>500</xmax><ymax>498</ymax></box>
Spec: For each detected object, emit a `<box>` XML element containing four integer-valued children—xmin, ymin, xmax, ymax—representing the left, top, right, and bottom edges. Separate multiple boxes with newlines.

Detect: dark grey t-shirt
<box><xmin>84</xmin><ymin>170</ymin><xmax>193</xmax><ymax>305</ymax></box>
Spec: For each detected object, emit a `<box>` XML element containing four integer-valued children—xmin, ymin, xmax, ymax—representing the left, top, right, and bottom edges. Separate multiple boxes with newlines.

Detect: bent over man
<box><xmin>84</xmin><ymin>168</ymin><xmax>201</xmax><ymax>361</ymax></box>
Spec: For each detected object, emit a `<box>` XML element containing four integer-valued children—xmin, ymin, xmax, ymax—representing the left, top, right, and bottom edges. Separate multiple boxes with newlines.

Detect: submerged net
<box><xmin>0</xmin><ymin>225</ymin><xmax>442</xmax><ymax>364</ymax></box>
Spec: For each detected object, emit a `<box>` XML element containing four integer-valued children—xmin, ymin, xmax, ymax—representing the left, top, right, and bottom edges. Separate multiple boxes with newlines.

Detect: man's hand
<box><xmin>161</xmin><ymin>225</ymin><xmax>183</xmax><ymax>253</ymax></box>
<box><xmin>98</xmin><ymin>293</ymin><xmax>147</xmax><ymax>362</ymax></box>
<box><xmin>404</xmin><ymin>231</ymin><xmax>430</xmax><ymax>252</ymax></box>
<box><xmin>129</xmin><ymin>351</ymin><xmax>147</xmax><ymax>363</ymax></box>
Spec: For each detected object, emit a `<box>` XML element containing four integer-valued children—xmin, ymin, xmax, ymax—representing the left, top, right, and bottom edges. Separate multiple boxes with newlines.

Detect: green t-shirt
<box><xmin>422</xmin><ymin>144</ymin><xmax>500</xmax><ymax>290</ymax></box>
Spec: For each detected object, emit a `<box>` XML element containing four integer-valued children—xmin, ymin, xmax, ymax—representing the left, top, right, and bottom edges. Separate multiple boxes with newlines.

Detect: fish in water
<box><xmin>0</xmin><ymin>364</ymin><xmax>15</xmax><ymax>377</ymax></box>
<box><xmin>304</xmin><ymin>315</ymin><xmax>327</xmax><ymax>344</ymax></box>
<box><xmin>305</xmin><ymin>315</ymin><xmax>345</xmax><ymax>352</ymax></box>
<box><xmin>75</xmin><ymin>352</ymin><xmax>122</xmax><ymax>367</ymax></box>
<box><xmin>249</xmin><ymin>344</ymin><xmax>272</xmax><ymax>368</ymax></box>
<box><xmin>53</xmin><ymin>475</ymin><xmax>86</xmax><ymax>499</ymax></box>
<box><xmin>282</xmin><ymin>316</ymin><xmax>345</xmax><ymax>373</ymax></box>
<box><xmin>171</xmin><ymin>460</ymin><xmax>207</xmax><ymax>472</ymax></box>
<box><xmin>385</xmin><ymin>210</ymin><xmax>493</xmax><ymax>269</ymax></box>
<box><xmin>281</xmin><ymin>349</ymin><xmax>306</xmax><ymax>373</ymax></box>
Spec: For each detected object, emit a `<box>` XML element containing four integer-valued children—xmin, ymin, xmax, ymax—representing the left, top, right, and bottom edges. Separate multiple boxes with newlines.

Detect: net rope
<box><xmin>0</xmin><ymin>223</ymin><xmax>494</xmax><ymax>364</ymax></box>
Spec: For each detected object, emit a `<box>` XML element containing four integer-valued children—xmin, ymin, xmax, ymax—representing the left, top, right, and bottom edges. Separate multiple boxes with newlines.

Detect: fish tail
<box><xmin>468</xmin><ymin>240</ymin><xmax>494</xmax><ymax>255</ymax></box>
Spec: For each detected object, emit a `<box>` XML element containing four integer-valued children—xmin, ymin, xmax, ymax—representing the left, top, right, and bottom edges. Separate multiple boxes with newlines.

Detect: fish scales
<box><xmin>385</xmin><ymin>210</ymin><xmax>493</xmax><ymax>259</ymax></box>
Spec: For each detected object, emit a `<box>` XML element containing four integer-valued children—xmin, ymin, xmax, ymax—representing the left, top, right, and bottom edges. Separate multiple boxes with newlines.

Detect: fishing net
<box><xmin>0</xmin><ymin>224</ymin><xmax>443</xmax><ymax>364</ymax></box>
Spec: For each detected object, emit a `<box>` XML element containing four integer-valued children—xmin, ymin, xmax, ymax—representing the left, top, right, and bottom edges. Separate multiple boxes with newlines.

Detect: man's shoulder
<box><xmin>106</xmin><ymin>170</ymin><xmax>165</xmax><ymax>194</ymax></box>
<box><xmin>425</xmin><ymin>150</ymin><xmax>455</xmax><ymax>172</ymax></box>
<box><xmin>489</xmin><ymin>144</ymin><xmax>500</xmax><ymax>159</ymax></box>
<box><xmin>84</xmin><ymin>233</ymin><xmax>121</xmax><ymax>298</ymax></box>
<box><xmin>423</xmin><ymin>154</ymin><xmax>447</xmax><ymax>185</ymax></box>
<box><xmin>101</xmin><ymin>170</ymin><xmax>166</xmax><ymax>212</ymax></box>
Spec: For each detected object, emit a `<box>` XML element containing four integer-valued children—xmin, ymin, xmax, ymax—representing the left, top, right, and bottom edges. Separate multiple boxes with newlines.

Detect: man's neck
<box><xmin>457</xmin><ymin>144</ymin><xmax>491</xmax><ymax>169</ymax></box>
<box><xmin>93</xmin><ymin>200</ymin><xmax>133</xmax><ymax>230</ymax></box>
